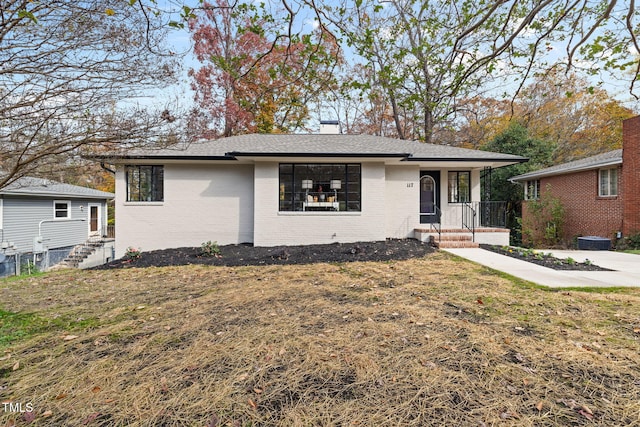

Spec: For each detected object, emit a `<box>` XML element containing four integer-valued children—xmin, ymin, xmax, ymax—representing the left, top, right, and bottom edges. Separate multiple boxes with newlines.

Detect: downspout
<box><xmin>100</xmin><ymin>162</ymin><xmax>116</xmax><ymax>174</ymax></box>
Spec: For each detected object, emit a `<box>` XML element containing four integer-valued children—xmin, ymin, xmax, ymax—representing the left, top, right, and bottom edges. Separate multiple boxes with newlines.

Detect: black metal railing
<box><xmin>478</xmin><ymin>201</ymin><xmax>507</xmax><ymax>228</ymax></box>
<box><xmin>429</xmin><ymin>206</ymin><xmax>442</xmax><ymax>242</ymax></box>
<box><xmin>462</xmin><ymin>202</ymin><xmax>476</xmax><ymax>241</ymax></box>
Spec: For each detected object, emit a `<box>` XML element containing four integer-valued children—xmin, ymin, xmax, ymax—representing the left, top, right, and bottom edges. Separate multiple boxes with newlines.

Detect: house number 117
<box><xmin>406</xmin><ymin>183</ymin><xmax>414</xmax><ymax>188</ymax></box>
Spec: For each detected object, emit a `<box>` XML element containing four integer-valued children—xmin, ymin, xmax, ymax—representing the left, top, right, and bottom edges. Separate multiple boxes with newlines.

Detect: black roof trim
<box><xmin>405</xmin><ymin>157</ymin><xmax>528</xmax><ymax>163</ymax></box>
<box><xmin>94</xmin><ymin>155</ymin><xmax>236</xmax><ymax>161</ymax></box>
<box><xmin>226</xmin><ymin>151</ymin><xmax>410</xmax><ymax>158</ymax></box>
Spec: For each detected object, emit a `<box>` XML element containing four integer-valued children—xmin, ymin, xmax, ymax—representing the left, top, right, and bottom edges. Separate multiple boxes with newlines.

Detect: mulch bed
<box><xmin>480</xmin><ymin>244</ymin><xmax>612</xmax><ymax>271</ymax></box>
<box><xmin>94</xmin><ymin>239</ymin><xmax>436</xmax><ymax>269</ymax></box>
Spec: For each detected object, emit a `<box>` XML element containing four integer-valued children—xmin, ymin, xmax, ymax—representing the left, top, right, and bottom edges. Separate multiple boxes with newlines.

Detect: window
<box><xmin>279</xmin><ymin>163</ymin><xmax>361</xmax><ymax>212</ymax></box>
<box><xmin>126</xmin><ymin>165</ymin><xmax>164</xmax><ymax>202</ymax></box>
<box><xmin>525</xmin><ymin>180</ymin><xmax>541</xmax><ymax>200</ymax></box>
<box><xmin>599</xmin><ymin>168</ymin><xmax>618</xmax><ymax>197</ymax></box>
<box><xmin>53</xmin><ymin>200</ymin><xmax>70</xmax><ymax>219</ymax></box>
<box><xmin>448</xmin><ymin>171</ymin><xmax>470</xmax><ymax>203</ymax></box>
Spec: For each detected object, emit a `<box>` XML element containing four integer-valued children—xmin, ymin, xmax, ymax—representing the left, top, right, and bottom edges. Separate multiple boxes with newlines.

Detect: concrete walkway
<box><xmin>444</xmin><ymin>248</ymin><xmax>640</xmax><ymax>288</ymax></box>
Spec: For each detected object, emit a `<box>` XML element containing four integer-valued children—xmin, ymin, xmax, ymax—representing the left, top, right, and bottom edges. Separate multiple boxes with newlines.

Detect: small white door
<box><xmin>88</xmin><ymin>204</ymin><xmax>101</xmax><ymax>235</ymax></box>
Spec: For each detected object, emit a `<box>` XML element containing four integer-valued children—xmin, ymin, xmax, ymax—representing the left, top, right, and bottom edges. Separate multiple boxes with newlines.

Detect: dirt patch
<box><xmin>95</xmin><ymin>239</ymin><xmax>435</xmax><ymax>269</ymax></box>
<box><xmin>480</xmin><ymin>244</ymin><xmax>611</xmax><ymax>271</ymax></box>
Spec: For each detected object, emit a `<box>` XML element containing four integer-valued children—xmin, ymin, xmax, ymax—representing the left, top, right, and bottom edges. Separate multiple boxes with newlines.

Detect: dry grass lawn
<box><xmin>1</xmin><ymin>252</ymin><xmax>640</xmax><ymax>426</ymax></box>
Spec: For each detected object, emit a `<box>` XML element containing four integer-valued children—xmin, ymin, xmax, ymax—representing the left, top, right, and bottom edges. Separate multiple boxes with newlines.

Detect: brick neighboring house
<box><xmin>511</xmin><ymin>115</ymin><xmax>640</xmax><ymax>245</ymax></box>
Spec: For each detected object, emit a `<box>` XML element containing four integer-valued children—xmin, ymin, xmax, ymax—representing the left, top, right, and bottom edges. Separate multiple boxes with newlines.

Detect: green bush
<box><xmin>124</xmin><ymin>247</ymin><xmax>141</xmax><ymax>261</ymax></box>
<box><xmin>201</xmin><ymin>241</ymin><xmax>221</xmax><ymax>257</ymax></box>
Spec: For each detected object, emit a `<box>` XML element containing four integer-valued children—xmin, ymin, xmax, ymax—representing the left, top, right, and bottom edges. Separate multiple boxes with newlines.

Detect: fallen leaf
<box><xmin>62</xmin><ymin>335</ymin><xmax>79</xmax><ymax>341</ymax></box>
<box><xmin>12</xmin><ymin>362</ymin><xmax>19</xmax><ymax>371</ymax></box>
<box><xmin>42</xmin><ymin>410</ymin><xmax>53</xmax><ymax>418</ymax></box>
<box><xmin>208</xmin><ymin>414</ymin><xmax>219</xmax><ymax>427</ymax></box>
<box><xmin>247</xmin><ymin>398</ymin><xmax>257</xmax><ymax>409</ymax></box>
<box><xmin>136</xmin><ymin>305</ymin><xmax>146</xmax><ymax>310</ymax></box>
<box><xmin>164</xmin><ymin>326</ymin><xmax>171</xmax><ymax>331</ymax></box>
<box><xmin>160</xmin><ymin>377</ymin><xmax>168</xmax><ymax>393</ymax></box>
<box><xmin>91</xmin><ymin>386</ymin><xmax>101</xmax><ymax>393</ymax></box>
<box><xmin>580</xmin><ymin>405</ymin><xmax>593</xmax><ymax>415</ymax></box>
<box><xmin>536</xmin><ymin>401</ymin><xmax>544</xmax><ymax>411</ymax></box>
<box><xmin>55</xmin><ymin>393</ymin><xmax>67</xmax><ymax>400</ymax></box>
<box><xmin>476</xmin><ymin>298</ymin><xmax>483</xmax><ymax>305</ymax></box>
<box><xmin>22</xmin><ymin>412</ymin><xmax>35</xmax><ymax>424</ymax></box>
<box><xmin>253</xmin><ymin>388</ymin><xmax>263</xmax><ymax>394</ymax></box>
<box><xmin>83</xmin><ymin>412</ymin><xmax>100</xmax><ymax>425</ymax></box>
<box><xmin>0</xmin><ymin>353</ymin><xmax>10</xmax><ymax>361</ymax></box>
<box><xmin>579</xmin><ymin>409</ymin><xmax>594</xmax><ymax>420</ymax></box>
<box><xmin>633</xmin><ymin>328</ymin><xmax>640</xmax><ymax>334</ymax></box>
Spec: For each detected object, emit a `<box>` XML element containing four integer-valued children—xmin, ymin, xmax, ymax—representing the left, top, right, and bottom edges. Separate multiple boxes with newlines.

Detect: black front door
<box><xmin>420</xmin><ymin>171</ymin><xmax>440</xmax><ymax>224</ymax></box>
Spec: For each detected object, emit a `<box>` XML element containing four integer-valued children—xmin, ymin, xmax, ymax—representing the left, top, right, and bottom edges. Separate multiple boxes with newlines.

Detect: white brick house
<box><xmin>99</xmin><ymin>133</ymin><xmax>526</xmax><ymax>257</ymax></box>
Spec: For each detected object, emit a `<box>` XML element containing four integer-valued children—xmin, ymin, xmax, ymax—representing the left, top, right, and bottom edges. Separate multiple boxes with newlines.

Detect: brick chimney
<box><xmin>622</xmin><ymin>115</ymin><xmax>640</xmax><ymax>236</ymax></box>
<box><xmin>319</xmin><ymin>120</ymin><xmax>341</xmax><ymax>134</ymax></box>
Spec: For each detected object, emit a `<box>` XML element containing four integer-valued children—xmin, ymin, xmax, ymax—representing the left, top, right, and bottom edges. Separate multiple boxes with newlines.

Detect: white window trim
<box><xmin>525</xmin><ymin>180</ymin><xmax>540</xmax><ymax>200</ymax></box>
<box><xmin>53</xmin><ymin>200</ymin><xmax>71</xmax><ymax>219</ymax></box>
<box><xmin>0</xmin><ymin>198</ymin><xmax>3</xmax><ymax>230</ymax></box>
<box><xmin>599</xmin><ymin>168</ymin><xmax>618</xmax><ymax>197</ymax></box>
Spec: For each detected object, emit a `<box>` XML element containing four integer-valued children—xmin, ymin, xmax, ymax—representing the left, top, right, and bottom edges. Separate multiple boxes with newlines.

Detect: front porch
<box><xmin>415</xmin><ymin>201</ymin><xmax>510</xmax><ymax>248</ymax></box>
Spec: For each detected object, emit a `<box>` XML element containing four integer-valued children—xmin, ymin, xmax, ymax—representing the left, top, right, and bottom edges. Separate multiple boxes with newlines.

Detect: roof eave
<box><xmin>0</xmin><ymin>191</ymin><xmax>114</xmax><ymax>199</ymax></box>
<box><xmin>511</xmin><ymin>158</ymin><xmax>622</xmax><ymax>182</ymax></box>
<box><xmin>227</xmin><ymin>152</ymin><xmax>410</xmax><ymax>159</ymax></box>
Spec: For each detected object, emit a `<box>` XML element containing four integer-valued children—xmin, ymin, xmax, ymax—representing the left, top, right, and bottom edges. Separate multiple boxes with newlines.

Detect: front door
<box><xmin>420</xmin><ymin>171</ymin><xmax>440</xmax><ymax>224</ymax></box>
<box><xmin>89</xmin><ymin>204</ymin><xmax>100</xmax><ymax>235</ymax></box>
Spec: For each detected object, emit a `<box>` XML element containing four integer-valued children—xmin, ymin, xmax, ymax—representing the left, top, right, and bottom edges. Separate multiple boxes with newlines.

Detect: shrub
<box><xmin>201</xmin><ymin>241</ymin><xmax>222</xmax><ymax>258</ymax></box>
<box><xmin>124</xmin><ymin>247</ymin><xmax>141</xmax><ymax>261</ymax></box>
<box><xmin>521</xmin><ymin>185</ymin><xmax>565</xmax><ymax>247</ymax></box>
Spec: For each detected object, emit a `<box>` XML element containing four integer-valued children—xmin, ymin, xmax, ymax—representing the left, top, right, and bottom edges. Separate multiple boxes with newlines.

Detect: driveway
<box><xmin>444</xmin><ymin>248</ymin><xmax>640</xmax><ymax>288</ymax></box>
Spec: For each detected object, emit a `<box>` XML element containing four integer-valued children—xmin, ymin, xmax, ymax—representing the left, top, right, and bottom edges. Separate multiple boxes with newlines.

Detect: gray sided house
<box><xmin>98</xmin><ymin>132</ymin><xmax>527</xmax><ymax>258</ymax></box>
<box><xmin>0</xmin><ymin>177</ymin><xmax>114</xmax><ymax>270</ymax></box>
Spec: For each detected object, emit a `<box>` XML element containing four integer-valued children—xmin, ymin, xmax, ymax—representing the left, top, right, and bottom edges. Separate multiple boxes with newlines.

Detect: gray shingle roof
<box><xmin>101</xmin><ymin>134</ymin><xmax>527</xmax><ymax>163</ymax></box>
<box><xmin>511</xmin><ymin>149</ymin><xmax>622</xmax><ymax>182</ymax></box>
<box><xmin>1</xmin><ymin>177</ymin><xmax>114</xmax><ymax>199</ymax></box>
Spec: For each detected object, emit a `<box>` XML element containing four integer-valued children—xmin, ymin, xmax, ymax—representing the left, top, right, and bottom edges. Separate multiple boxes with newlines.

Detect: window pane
<box><xmin>610</xmin><ymin>168</ymin><xmax>618</xmax><ymax>196</ymax></box>
<box><xmin>459</xmin><ymin>172</ymin><xmax>470</xmax><ymax>203</ymax></box>
<box><xmin>54</xmin><ymin>202</ymin><xmax>68</xmax><ymax>218</ymax></box>
<box><xmin>126</xmin><ymin>165</ymin><xmax>164</xmax><ymax>202</ymax></box>
<box><xmin>600</xmin><ymin>170</ymin><xmax>609</xmax><ymax>196</ymax></box>
<box><xmin>448</xmin><ymin>172</ymin><xmax>458</xmax><ymax>203</ymax></box>
<box><xmin>281</xmin><ymin>163</ymin><xmax>361</xmax><ymax>212</ymax></box>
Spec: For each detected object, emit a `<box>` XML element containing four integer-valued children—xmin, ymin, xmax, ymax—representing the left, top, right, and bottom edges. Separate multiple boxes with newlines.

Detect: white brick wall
<box><xmin>385</xmin><ymin>165</ymin><xmax>419</xmax><ymax>238</ymax></box>
<box><xmin>115</xmin><ymin>161</ymin><xmax>491</xmax><ymax>257</ymax></box>
<box><xmin>115</xmin><ymin>163</ymin><xmax>254</xmax><ymax>257</ymax></box>
<box><xmin>253</xmin><ymin>162</ymin><xmax>387</xmax><ymax>246</ymax></box>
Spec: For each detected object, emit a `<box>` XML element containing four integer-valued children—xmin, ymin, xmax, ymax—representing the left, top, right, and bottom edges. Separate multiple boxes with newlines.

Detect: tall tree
<box><xmin>188</xmin><ymin>0</ymin><xmax>340</xmax><ymax>138</ymax></box>
<box><xmin>318</xmin><ymin>0</ymin><xmax>639</xmax><ymax>142</ymax></box>
<box><xmin>0</xmin><ymin>0</ymin><xmax>181</xmax><ymax>189</ymax></box>
<box><xmin>456</xmin><ymin>71</ymin><xmax>635</xmax><ymax>162</ymax></box>
<box><xmin>481</xmin><ymin>122</ymin><xmax>556</xmax><ymax>244</ymax></box>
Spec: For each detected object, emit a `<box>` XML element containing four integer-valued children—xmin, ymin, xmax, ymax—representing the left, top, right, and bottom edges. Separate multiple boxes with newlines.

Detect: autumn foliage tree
<box><xmin>188</xmin><ymin>0</ymin><xmax>340</xmax><ymax>138</ymax></box>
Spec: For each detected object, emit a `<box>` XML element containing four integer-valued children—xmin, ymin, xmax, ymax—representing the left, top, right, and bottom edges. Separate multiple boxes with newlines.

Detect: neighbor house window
<box><xmin>599</xmin><ymin>168</ymin><xmax>618</xmax><ymax>197</ymax></box>
<box><xmin>448</xmin><ymin>171</ymin><xmax>470</xmax><ymax>203</ymax></box>
<box><xmin>525</xmin><ymin>180</ymin><xmax>541</xmax><ymax>200</ymax></box>
<box><xmin>279</xmin><ymin>163</ymin><xmax>361</xmax><ymax>212</ymax></box>
<box><xmin>126</xmin><ymin>165</ymin><xmax>164</xmax><ymax>202</ymax></box>
<box><xmin>53</xmin><ymin>200</ymin><xmax>71</xmax><ymax>219</ymax></box>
